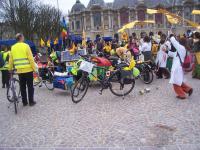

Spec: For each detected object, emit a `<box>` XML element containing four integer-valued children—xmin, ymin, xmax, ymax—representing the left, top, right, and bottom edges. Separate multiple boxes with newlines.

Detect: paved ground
<box><xmin>0</xmin><ymin>73</ymin><xmax>200</xmax><ymax>150</ymax></box>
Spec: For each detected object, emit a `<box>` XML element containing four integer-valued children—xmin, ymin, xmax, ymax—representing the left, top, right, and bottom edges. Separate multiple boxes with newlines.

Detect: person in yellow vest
<box><xmin>9</xmin><ymin>33</ymin><xmax>36</xmax><ymax>106</ymax></box>
<box><xmin>0</xmin><ymin>47</ymin><xmax>10</xmax><ymax>88</ymax></box>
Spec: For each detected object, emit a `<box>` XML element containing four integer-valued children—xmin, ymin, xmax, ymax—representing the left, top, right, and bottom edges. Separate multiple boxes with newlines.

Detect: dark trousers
<box><xmin>1</xmin><ymin>70</ymin><xmax>9</xmax><ymax>87</ymax></box>
<box><xmin>156</xmin><ymin>67</ymin><xmax>170</xmax><ymax>79</ymax></box>
<box><xmin>18</xmin><ymin>72</ymin><xmax>34</xmax><ymax>104</ymax></box>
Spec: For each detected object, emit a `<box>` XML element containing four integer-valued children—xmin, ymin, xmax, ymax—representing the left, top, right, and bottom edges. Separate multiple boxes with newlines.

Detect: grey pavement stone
<box><xmin>2</xmin><ymin>148</ymin><xmax>17</xmax><ymax>150</ymax></box>
<box><xmin>179</xmin><ymin>144</ymin><xmax>200</xmax><ymax>150</ymax></box>
<box><xmin>32</xmin><ymin>148</ymin><xmax>55</xmax><ymax>150</ymax></box>
<box><xmin>88</xmin><ymin>148</ymin><xmax>109</xmax><ymax>150</ymax></box>
<box><xmin>55</xmin><ymin>148</ymin><xmax>75</xmax><ymax>150</ymax></box>
<box><xmin>75</xmin><ymin>148</ymin><xmax>88</xmax><ymax>150</ymax></box>
<box><xmin>139</xmin><ymin>146</ymin><xmax>164</xmax><ymax>150</ymax></box>
<box><xmin>164</xmin><ymin>145</ymin><xmax>180</xmax><ymax>150</ymax></box>
<box><xmin>124</xmin><ymin>147</ymin><xmax>138</xmax><ymax>150</ymax></box>
<box><xmin>110</xmin><ymin>148</ymin><xmax>125</xmax><ymax>150</ymax></box>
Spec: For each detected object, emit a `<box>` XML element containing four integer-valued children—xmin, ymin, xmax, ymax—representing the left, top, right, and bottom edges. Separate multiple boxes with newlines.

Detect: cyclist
<box><xmin>9</xmin><ymin>33</ymin><xmax>36</xmax><ymax>107</ymax></box>
<box><xmin>0</xmin><ymin>47</ymin><xmax>10</xmax><ymax>88</ymax></box>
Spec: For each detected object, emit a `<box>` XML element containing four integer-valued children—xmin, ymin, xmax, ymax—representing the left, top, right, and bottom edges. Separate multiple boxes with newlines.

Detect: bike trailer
<box><xmin>53</xmin><ymin>75</ymin><xmax>74</xmax><ymax>90</ymax></box>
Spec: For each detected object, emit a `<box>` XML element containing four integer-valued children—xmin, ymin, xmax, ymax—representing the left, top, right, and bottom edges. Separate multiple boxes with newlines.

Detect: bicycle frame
<box><xmin>82</xmin><ymin>65</ymin><xmax>121</xmax><ymax>94</ymax></box>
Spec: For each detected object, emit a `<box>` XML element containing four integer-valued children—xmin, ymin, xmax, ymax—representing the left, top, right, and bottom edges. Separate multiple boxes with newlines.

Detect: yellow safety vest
<box><xmin>3</xmin><ymin>51</ymin><xmax>10</xmax><ymax>69</ymax></box>
<box><xmin>0</xmin><ymin>51</ymin><xmax>10</xmax><ymax>70</ymax></box>
<box><xmin>11</xmin><ymin>43</ymin><xmax>31</xmax><ymax>69</ymax></box>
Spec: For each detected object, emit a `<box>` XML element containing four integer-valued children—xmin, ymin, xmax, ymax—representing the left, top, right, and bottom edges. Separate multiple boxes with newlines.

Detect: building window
<box><xmin>93</xmin><ymin>12</ymin><xmax>101</xmax><ymax>27</ymax></box>
<box><xmin>120</xmin><ymin>9</ymin><xmax>129</xmax><ymax>26</ymax></box>
<box><xmin>138</xmin><ymin>10</ymin><xmax>145</xmax><ymax>21</ymax></box>
<box><xmin>76</xmin><ymin>21</ymin><xmax>80</xmax><ymax>30</ymax></box>
<box><xmin>184</xmin><ymin>7</ymin><xmax>191</xmax><ymax>19</ymax></box>
<box><xmin>155</xmin><ymin>13</ymin><xmax>163</xmax><ymax>24</ymax></box>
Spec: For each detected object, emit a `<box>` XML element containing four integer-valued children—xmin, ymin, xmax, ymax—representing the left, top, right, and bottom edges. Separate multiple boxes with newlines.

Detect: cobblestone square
<box><xmin>0</xmin><ymin>74</ymin><xmax>200</xmax><ymax>150</ymax></box>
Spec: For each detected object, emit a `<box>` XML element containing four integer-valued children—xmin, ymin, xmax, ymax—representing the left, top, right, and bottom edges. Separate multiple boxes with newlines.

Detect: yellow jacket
<box><xmin>103</xmin><ymin>45</ymin><xmax>112</xmax><ymax>53</ymax></box>
<box><xmin>0</xmin><ymin>51</ymin><xmax>10</xmax><ymax>70</ymax></box>
<box><xmin>9</xmin><ymin>42</ymin><xmax>36</xmax><ymax>74</ymax></box>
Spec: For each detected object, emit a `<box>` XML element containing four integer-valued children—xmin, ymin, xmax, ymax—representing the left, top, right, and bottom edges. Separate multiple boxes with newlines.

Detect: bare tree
<box><xmin>35</xmin><ymin>4</ymin><xmax>62</xmax><ymax>39</ymax></box>
<box><xmin>1</xmin><ymin>0</ymin><xmax>62</xmax><ymax>40</ymax></box>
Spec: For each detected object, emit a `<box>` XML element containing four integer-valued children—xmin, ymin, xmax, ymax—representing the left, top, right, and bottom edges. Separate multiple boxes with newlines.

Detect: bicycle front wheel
<box><xmin>71</xmin><ymin>77</ymin><xmax>89</xmax><ymax>104</ymax></box>
<box><xmin>14</xmin><ymin>99</ymin><xmax>18</xmax><ymax>114</ymax></box>
<box><xmin>7</xmin><ymin>79</ymin><xmax>20</xmax><ymax>103</ymax></box>
<box><xmin>109</xmin><ymin>79</ymin><xmax>135</xmax><ymax>97</ymax></box>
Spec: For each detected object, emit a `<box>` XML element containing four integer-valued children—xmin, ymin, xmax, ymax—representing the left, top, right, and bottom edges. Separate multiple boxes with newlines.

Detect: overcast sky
<box><xmin>41</xmin><ymin>0</ymin><xmax>113</xmax><ymax>15</ymax></box>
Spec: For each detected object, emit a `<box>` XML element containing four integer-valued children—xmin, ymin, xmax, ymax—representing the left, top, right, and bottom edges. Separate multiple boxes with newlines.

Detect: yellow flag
<box><xmin>166</xmin><ymin>15</ymin><xmax>179</xmax><ymax>24</ymax></box>
<box><xmin>123</xmin><ymin>21</ymin><xmax>138</xmax><ymax>29</ymax></box>
<box><xmin>147</xmin><ymin>9</ymin><xmax>159</xmax><ymax>14</ymax></box>
<box><xmin>82</xmin><ymin>29</ymin><xmax>86</xmax><ymax>48</ymax></box>
<box><xmin>192</xmin><ymin>10</ymin><xmax>200</xmax><ymax>15</ymax></box>
<box><xmin>40</xmin><ymin>38</ymin><xmax>45</xmax><ymax>47</ymax></box>
<box><xmin>47</xmin><ymin>39</ymin><xmax>51</xmax><ymax>47</ymax></box>
<box><xmin>54</xmin><ymin>38</ymin><xmax>58</xmax><ymax>45</ymax></box>
<box><xmin>118</xmin><ymin>27</ymin><xmax>126</xmax><ymax>33</ymax></box>
<box><xmin>142</xmin><ymin>20</ymin><xmax>155</xmax><ymax>24</ymax></box>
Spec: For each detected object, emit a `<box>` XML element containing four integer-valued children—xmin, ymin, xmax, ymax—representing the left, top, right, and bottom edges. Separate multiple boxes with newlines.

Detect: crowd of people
<box><xmin>0</xmin><ymin>29</ymin><xmax>200</xmax><ymax>106</ymax></box>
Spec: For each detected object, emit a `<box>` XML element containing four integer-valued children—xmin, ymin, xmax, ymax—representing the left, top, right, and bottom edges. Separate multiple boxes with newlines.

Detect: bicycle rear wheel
<box><xmin>71</xmin><ymin>77</ymin><xmax>89</xmax><ymax>104</ymax></box>
<box><xmin>140</xmin><ymin>68</ymin><xmax>154</xmax><ymax>84</ymax></box>
<box><xmin>109</xmin><ymin>76</ymin><xmax>135</xmax><ymax>97</ymax></box>
<box><xmin>44</xmin><ymin>70</ymin><xmax>54</xmax><ymax>90</ymax></box>
<box><xmin>7</xmin><ymin>79</ymin><xmax>20</xmax><ymax>103</ymax></box>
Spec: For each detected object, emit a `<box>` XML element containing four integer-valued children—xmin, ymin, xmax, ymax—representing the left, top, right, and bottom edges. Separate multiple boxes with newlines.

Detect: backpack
<box><xmin>0</xmin><ymin>52</ymin><xmax>5</xmax><ymax>68</ymax></box>
<box><xmin>177</xmin><ymin>50</ymin><xmax>192</xmax><ymax>72</ymax></box>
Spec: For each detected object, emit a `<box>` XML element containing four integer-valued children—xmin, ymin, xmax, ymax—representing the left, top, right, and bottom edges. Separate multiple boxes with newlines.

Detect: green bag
<box><xmin>167</xmin><ymin>57</ymin><xmax>173</xmax><ymax>72</ymax></box>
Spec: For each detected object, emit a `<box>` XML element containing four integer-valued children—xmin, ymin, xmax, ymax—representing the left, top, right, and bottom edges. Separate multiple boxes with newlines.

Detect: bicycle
<box><xmin>71</xmin><ymin>55</ymin><xmax>135</xmax><ymax>104</ymax></box>
<box><xmin>33</xmin><ymin>64</ymin><xmax>54</xmax><ymax>90</ymax></box>
<box><xmin>7</xmin><ymin>71</ymin><xmax>21</xmax><ymax>114</ymax></box>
